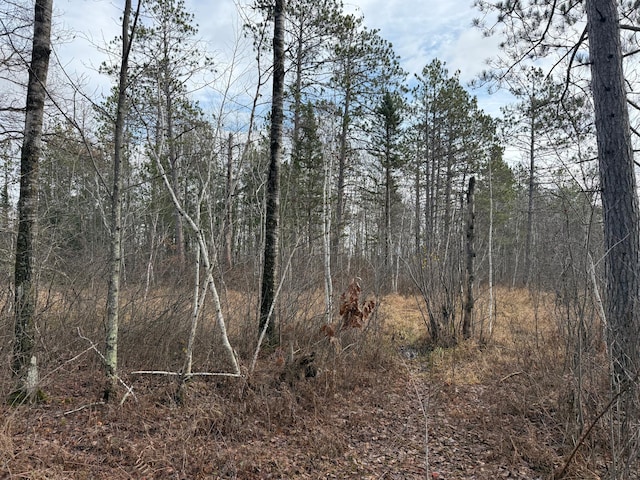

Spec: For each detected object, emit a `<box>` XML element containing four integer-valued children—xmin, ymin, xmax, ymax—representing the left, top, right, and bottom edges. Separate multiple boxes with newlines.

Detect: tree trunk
<box><xmin>1</xmin><ymin>156</ymin><xmax>10</xmax><ymax>230</ymax></box>
<box><xmin>414</xmin><ymin>138</ymin><xmax>421</xmax><ymax>255</ymax></box>
<box><xmin>423</xmin><ymin>104</ymin><xmax>433</xmax><ymax>252</ymax></box>
<box><xmin>166</xmin><ymin>91</ymin><xmax>185</xmax><ymax>265</ymax></box>
<box><xmin>586</xmin><ymin>0</ymin><xmax>640</xmax><ymax>475</ymax></box>
<box><xmin>488</xmin><ymin>154</ymin><xmax>495</xmax><ymax>338</ymax></box>
<box><xmin>586</xmin><ymin>0</ymin><xmax>640</xmax><ymax>382</ymax></box>
<box><xmin>333</xmin><ymin>82</ymin><xmax>351</xmax><ymax>269</ymax></box>
<box><xmin>462</xmin><ymin>176</ymin><xmax>475</xmax><ymax>340</ymax></box>
<box><xmin>105</xmin><ymin>0</ymin><xmax>138</xmax><ymax>402</ymax></box>
<box><xmin>259</xmin><ymin>0</ymin><xmax>285</xmax><ymax>342</ymax></box>
<box><xmin>224</xmin><ymin>133</ymin><xmax>234</xmax><ymax>269</ymax></box>
<box><xmin>443</xmin><ymin>135</ymin><xmax>453</xmax><ymax>243</ymax></box>
<box><xmin>322</xmin><ymin>151</ymin><xmax>333</xmax><ymax>324</ymax></box>
<box><xmin>11</xmin><ymin>0</ymin><xmax>52</xmax><ymax>404</ymax></box>
<box><xmin>384</xmin><ymin>150</ymin><xmax>392</xmax><ymax>271</ymax></box>
<box><xmin>524</xmin><ymin>101</ymin><xmax>536</xmax><ymax>286</ymax></box>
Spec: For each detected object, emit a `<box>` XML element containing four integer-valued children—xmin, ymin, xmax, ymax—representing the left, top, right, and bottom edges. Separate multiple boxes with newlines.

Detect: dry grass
<box><xmin>379</xmin><ymin>293</ymin><xmax>426</xmax><ymax>342</ymax></box>
<box><xmin>429</xmin><ymin>288</ymin><xmax>565</xmax><ymax>384</ymax></box>
<box><xmin>0</xmin><ymin>283</ymin><xmax>620</xmax><ymax>479</ymax></box>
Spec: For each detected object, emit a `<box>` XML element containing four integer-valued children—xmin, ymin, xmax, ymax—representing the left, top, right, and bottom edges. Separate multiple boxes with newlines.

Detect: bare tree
<box><xmin>104</xmin><ymin>0</ymin><xmax>141</xmax><ymax>402</ymax></box>
<box><xmin>10</xmin><ymin>0</ymin><xmax>52</xmax><ymax>404</ymax></box>
<box><xmin>259</xmin><ymin>0</ymin><xmax>285</xmax><ymax>343</ymax></box>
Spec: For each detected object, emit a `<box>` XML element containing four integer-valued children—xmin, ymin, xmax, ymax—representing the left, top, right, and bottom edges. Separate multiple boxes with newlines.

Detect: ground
<box><xmin>0</xmin><ymin>289</ymin><xmax>611</xmax><ymax>479</ymax></box>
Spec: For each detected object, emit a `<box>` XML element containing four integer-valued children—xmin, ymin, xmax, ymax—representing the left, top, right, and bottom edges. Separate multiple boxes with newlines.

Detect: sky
<box><xmin>52</xmin><ymin>0</ymin><xmax>512</xmax><ymax>117</ymax></box>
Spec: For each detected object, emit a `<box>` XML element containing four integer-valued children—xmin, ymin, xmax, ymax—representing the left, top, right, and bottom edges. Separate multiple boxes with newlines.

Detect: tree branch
<box><xmin>620</xmin><ymin>24</ymin><xmax>640</xmax><ymax>33</ymax></box>
<box><xmin>554</xmin><ymin>373</ymin><xmax>640</xmax><ymax>479</ymax></box>
<box><xmin>559</xmin><ymin>26</ymin><xmax>588</xmax><ymax>103</ymax></box>
<box><xmin>130</xmin><ymin>370</ymin><xmax>242</xmax><ymax>378</ymax></box>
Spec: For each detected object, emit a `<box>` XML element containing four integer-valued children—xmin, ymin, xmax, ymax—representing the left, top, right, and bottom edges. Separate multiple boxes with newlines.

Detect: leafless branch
<box><xmin>77</xmin><ymin>328</ymin><xmax>137</xmax><ymax>405</ymax></box>
<box><xmin>554</xmin><ymin>373</ymin><xmax>640</xmax><ymax>479</ymax></box>
<box><xmin>130</xmin><ymin>370</ymin><xmax>242</xmax><ymax>377</ymax></box>
<box><xmin>620</xmin><ymin>24</ymin><xmax>640</xmax><ymax>33</ymax></box>
<box><xmin>559</xmin><ymin>26</ymin><xmax>588</xmax><ymax>103</ymax></box>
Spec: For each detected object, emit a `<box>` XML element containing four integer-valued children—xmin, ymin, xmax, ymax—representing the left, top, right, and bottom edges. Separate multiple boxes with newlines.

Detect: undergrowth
<box><xmin>0</xmin><ymin>284</ymin><xmax>623</xmax><ymax>478</ymax></box>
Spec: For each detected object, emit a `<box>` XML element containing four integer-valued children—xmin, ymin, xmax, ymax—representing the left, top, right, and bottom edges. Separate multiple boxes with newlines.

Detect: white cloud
<box><xmin>54</xmin><ymin>0</ymin><xmax>122</xmax><ymax>96</ymax></box>
<box><xmin>49</xmin><ymin>0</ymin><xmax>510</xmax><ymax>117</ymax></box>
<box><xmin>343</xmin><ymin>0</ymin><xmax>506</xmax><ymax>115</ymax></box>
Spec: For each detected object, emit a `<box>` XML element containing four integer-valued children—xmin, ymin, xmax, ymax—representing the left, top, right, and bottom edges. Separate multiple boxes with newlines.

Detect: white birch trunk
<box><xmin>322</xmin><ymin>151</ymin><xmax>333</xmax><ymax>324</ymax></box>
<box><xmin>488</xmin><ymin>156</ymin><xmax>495</xmax><ymax>337</ymax></box>
<box><xmin>183</xmin><ymin>216</ymin><xmax>202</xmax><ymax>378</ymax></box>
<box><xmin>153</xmin><ymin>149</ymin><xmax>240</xmax><ymax>375</ymax></box>
<box><xmin>105</xmin><ymin>0</ymin><xmax>140</xmax><ymax>401</ymax></box>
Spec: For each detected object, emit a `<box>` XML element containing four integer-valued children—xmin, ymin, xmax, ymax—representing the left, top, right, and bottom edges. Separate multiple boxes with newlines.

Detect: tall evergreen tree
<box><xmin>475</xmin><ymin>0</ymin><xmax>640</xmax><ymax>473</ymax></box>
<box><xmin>329</xmin><ymin>13</ymin><xmax>404</xmax><ymax>268</ymax></box>
<box><xmin>372</xmin><ymin>90</ymin><xmax>403</xmax><ymax>274</ymax></box>
<box><xmin>285</xmin><ymin>101</ymin><xmax>324</xmax><ymax>250</ymax></box>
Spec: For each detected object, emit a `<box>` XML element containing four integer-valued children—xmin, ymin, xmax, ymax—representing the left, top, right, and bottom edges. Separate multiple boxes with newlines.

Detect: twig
<box><xmin>77</xmin><ymin>328</ymin><xmax>137</xmax><ymax>404</ymax></box>
<box><xmin>509</xmin><ymin>435</ymin><xmax>519</xmax><ymax>458</ymax></box>
<box><xmin>554</xmin><ymin>373</ymin><xmax>639</xmax><ymax>479</ymax></box>
<box><xmin>62</xmin><ymin>402</ymin><xmax>105</xmax><ymax>416</ymax></box>
<box><xmin>401</xmin><ymin>357</ymin><xmax>429</xmax><ymax>477</ymax></box>
<box><xmin>500</xmin><ymin>371</ymin><xmax>524</xmax><ymax>382</ymax></box>
<box><xmin>39</xmin><ymin>345</ymin><xmax>94</xmax><ymax>383</ymax></box>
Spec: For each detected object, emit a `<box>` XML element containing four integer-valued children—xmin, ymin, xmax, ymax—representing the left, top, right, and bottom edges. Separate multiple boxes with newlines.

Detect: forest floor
<box><xmin>1</xmin><ymin>288</ymin><xmax>611</xmax><ymax>479</ymax></box>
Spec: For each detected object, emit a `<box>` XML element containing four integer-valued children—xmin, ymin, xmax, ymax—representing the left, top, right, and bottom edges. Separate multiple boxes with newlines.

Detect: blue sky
<box><xmin>53</xmin><ymin>0</ymin><xmax>512</xmax><ymax>117</ymax></box>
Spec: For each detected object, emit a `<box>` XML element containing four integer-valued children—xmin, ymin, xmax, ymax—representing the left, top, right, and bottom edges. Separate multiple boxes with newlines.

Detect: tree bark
<box><xmin>524</xmin><ymin>98</ymin><xmax>536</xmax><ymax>287</ymax></box>
<box><xmin>224</xmin><ymin>133</ymin><xmax>234</xmax><ymax>269</ymax></box>
<box><xmin>11</xmin><ymin>0</ymin><xmax>52</xmax><ymax>403</ymax></box>
<box><xmin>259</xmin><ymin>0</ymin><xmax>285</xmax><ymax>342</ymax></box>
<box><xmin>105</xmin><ymin>0</ymin><xmax>138</xmax><ymax>401</ymax></box>
<box><xmin>322</xmin><ymin>151</ymin><xmax>333</xmax><ymax>325</ymax></box>
<box><xmin>586</xmin><ymin>0</ymin><xmax>640</xmax><ymax>474</ymax></box>
<box><xmin>165</xmin><ymin>86</ymin><xmax>185</xmax><ymax>265</ymax></box>
<box><xmin>333</xmin><ymin>80</ymin><xmax>351</xmax><ymax>268</ymax></box>
<box><xmin>488</xmin><ymin>154</ymin><xmax>495</xmax><ymax>338</ymax></box>
<box><xmin>586</xmin><ymin>0</ymin><xmax>640</xmax><ymax>383</ymax></box>
<box><xmin>462</xmin><ymin>176</ymin><xmax>476</xmax><ymax>340</ymax></box>
<box><xmin>384</xmin><ymin>142</ymin><xmax>392</xmax><ymax>270</ymax></box>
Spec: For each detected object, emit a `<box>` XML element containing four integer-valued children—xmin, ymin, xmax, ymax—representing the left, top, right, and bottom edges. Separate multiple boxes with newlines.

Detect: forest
<box><xmin>1</xmin><ymin>0</ymin><xmax>640</xmax><ymax>478</ymax></box>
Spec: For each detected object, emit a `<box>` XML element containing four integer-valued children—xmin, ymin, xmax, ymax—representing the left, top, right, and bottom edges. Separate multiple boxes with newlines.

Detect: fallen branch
<box><xmin>62</xmin><ymin>402</ymin><xmax>105</xmax><ymax>416</ymax></box>
<box><xmin>500</xmin><ymin>371</ymin><xmax>524</xmax><ymax>382</ymax></box>
<box><xmin>130</xmin><ymin>370</ymin><xmax>242</xmax><ymax>378</ymax></box>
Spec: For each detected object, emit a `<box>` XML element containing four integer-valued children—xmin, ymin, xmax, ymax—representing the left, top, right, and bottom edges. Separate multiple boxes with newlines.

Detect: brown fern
<box><xmin>338</xmin><ymin>278</ymin><xmax>375</xmax><ymax>330</ymax></box>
